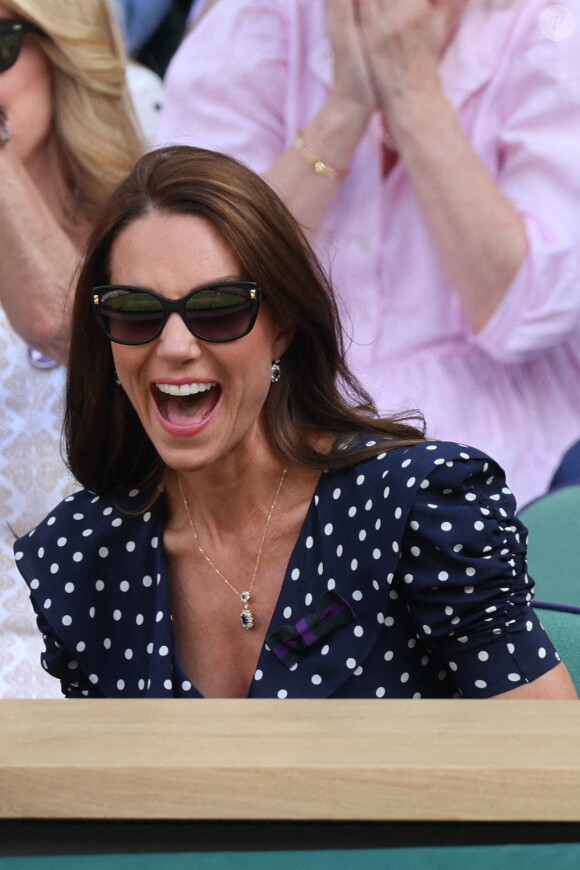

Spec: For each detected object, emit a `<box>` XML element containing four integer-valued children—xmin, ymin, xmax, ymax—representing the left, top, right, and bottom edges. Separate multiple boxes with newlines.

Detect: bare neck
<box><xmin>165</xmin><ymin>451</ymin><xmax>288</xmax><ymax>534</ymax></box>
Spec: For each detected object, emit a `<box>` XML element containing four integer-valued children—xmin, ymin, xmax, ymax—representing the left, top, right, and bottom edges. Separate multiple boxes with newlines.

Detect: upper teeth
<box><xmin>157</xmin><ymin>382</ymin><xmax>216</xmax><ymax>397</ymax></box>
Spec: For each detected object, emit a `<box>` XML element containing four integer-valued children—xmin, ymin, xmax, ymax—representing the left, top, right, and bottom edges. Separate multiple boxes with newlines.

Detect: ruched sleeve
<box><xmin>396</xmin><ymin>452</ymin><xmax>560</xmax><ymax>697</ymax></box>
<box><xmin>29</xmin><ymin>599</ymin><xmax>102</xmax><ymax>698</ymax></box>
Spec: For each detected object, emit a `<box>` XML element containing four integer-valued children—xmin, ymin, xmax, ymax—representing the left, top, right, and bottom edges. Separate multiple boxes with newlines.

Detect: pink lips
<box><xmin>151</xmin><ymin>380</ymin><xmax>221</xmax><ymax>438</ymax></box>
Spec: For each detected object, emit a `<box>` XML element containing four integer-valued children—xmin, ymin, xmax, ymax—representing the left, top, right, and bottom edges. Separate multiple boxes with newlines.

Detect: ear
<box><xmin>272</xmin><ymin>322</ymin><xmax>295</xmax><ymax>360</ymax></box>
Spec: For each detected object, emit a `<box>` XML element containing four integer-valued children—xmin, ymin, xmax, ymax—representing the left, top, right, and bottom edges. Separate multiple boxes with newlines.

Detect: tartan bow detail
<box><xmin>266</xmin><ymin>590</ymin><xmax>355</xmax><ymax>669</ymax></box>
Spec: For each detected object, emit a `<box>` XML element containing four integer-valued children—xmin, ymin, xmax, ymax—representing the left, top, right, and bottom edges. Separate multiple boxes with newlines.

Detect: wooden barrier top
<box><xmin>1</xmin><ymin>699</ymin><xmax>579</xmax><ymax>821</ymax></box>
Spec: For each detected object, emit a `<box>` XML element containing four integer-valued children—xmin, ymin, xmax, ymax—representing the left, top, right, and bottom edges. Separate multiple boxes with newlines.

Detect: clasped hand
<box><xmin>326</xmin><ymin>0</ymin><xmax>467</xmax><ymax>120</ymax></box>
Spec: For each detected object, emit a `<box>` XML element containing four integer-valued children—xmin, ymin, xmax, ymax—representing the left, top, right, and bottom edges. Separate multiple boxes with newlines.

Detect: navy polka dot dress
<box><xmin>14</xmin><ymin>441</ymin><xmax>560</xmax><ymax>698</ymax></box>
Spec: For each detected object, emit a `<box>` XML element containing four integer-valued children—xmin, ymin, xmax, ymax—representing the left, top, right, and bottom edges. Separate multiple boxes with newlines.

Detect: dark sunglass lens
<box><xmin>100</xmin><ymin>291</ymin><xmax>164</xmax><ymax>344</ymax></box>
<box><xmin>185</xmin><ymin>286</ymin><xmax>255</xmax><ymax>341</ymax></box>
<box><xmin>0</xmin><ymin>32</ymin><xmax>21</xmax><ymax>72</ymax></box>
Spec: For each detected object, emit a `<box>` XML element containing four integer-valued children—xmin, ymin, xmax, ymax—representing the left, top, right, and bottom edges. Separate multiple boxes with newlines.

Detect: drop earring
<box><xmin>114</xmin><ymin>371</ymin><xmax>121</xmax><ymax>386</ymax></box>
<box><xmin>271</xmin><ymin>359</ymin><xmax>281</xmax><ymax>384</ymax></box>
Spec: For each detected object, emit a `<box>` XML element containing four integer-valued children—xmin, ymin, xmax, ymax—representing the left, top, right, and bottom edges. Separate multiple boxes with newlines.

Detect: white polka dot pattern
<box><xmin>13</xmin><ymin>441</ymin><xmax>560</xmax><ymax>699</ymax></box>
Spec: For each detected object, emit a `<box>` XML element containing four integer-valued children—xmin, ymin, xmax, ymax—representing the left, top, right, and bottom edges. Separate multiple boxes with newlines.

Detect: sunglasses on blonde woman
<box><xmin>0</xmin><ymin>19</ymin><xmax>44</xmax><ymax>73</ymax></box>
<box><xmin>93</xmin><ymin>281</ymin><xmax>264</xmax><ymax>346</ymax></box>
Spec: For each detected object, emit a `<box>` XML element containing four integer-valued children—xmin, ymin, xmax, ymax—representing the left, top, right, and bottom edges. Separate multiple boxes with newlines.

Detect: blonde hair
<box><xmin>4</xmin><ymin>0</ymin><xmax>143</xmax><ymax>232</ymax></box>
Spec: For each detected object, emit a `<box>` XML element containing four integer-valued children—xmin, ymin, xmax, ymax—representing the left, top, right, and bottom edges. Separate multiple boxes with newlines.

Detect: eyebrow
<box><xmin>106</xmin><ymin>276</ymin><xmax>245</xmax><ymax>295</ymax></box>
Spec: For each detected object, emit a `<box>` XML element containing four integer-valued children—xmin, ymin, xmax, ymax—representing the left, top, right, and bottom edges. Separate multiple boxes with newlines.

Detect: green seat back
<box><xmin>519</xmin><ymin>486</ymin><xmax>580</xmax><ymax>690</ymax></box>
<box><xmin>519</xmin><ymin>486</ymin><xmax>580</xmax><ymax>607</ymax></box>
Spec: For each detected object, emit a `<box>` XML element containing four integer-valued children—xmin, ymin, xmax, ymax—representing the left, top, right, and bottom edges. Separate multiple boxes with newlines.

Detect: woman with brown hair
<box><xmin>15</xmin><ymin>146</ymin><xmax>576</xmax><ymax>700</ymax></box>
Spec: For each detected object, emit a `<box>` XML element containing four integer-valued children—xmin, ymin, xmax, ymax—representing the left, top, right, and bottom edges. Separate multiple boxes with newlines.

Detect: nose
<box><xmin>155</xmin><ymin>312</ymin><xmax>203</xmax><ymax>361</ymax></box>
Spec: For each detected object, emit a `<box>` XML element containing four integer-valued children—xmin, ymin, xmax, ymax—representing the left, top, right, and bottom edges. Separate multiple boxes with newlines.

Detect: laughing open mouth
<box><xmin>154</xmin><ymin>381</ymin><xmax>220</xmax><ymax>426</ymax></box>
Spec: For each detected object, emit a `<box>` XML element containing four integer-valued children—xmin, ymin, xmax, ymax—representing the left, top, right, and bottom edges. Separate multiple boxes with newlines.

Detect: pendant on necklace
<box><xmin>240</xmin><ymin>591</ymin><xmax>254</xmax><ymax>630</ymax></box>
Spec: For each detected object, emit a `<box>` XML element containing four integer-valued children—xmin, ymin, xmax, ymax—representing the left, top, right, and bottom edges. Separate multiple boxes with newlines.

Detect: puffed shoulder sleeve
<box><xmin>395</xmin><ymin>450</ymin><xmax>560</xmax><ymax>697</ymax></box>
<box><xmin>27</xmin><ymin>598</ymin><xmax>103</xmax><ymax>699</ymax></box>
<box><xmin>15</xmin><ymin>485</ymin><xmax>172</xmax><ymax>699</ymax></box>
<box><xmin>13</xmin><ymin>493</ymin><xmax>106</xmax><ymax>698</ymax></box>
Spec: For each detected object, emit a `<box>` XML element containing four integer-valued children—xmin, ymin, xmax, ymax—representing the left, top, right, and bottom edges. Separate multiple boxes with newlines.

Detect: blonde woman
<box><xmin>0</xmin><ymin>0</ymin><xmax>142</xmax><ymax>697</ymax></box>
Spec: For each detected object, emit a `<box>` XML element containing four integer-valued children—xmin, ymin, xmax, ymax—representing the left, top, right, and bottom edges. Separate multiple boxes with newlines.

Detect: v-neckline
<box><xmin>164</xmin><ymin>471</ymin><xmax>331</xmax><ymax>698</ymax></box>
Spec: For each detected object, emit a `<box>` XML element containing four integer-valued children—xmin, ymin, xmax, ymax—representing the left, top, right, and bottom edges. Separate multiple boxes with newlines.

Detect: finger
<box><xmin>357</xmin><ymin>0</ymin><xmax>431</xmax><ymax>34</ymax></box>
<box><xmin>327</xmin><ymin>0</ymin><xmax>368</xmax><ymax>70</ymax></box>
<box><xmin>326</xmin><ymin>0</ymin><xmax>359</xmax><ymax>37</ymax></box>
<box><xmin>430</xmin><ymin>0</ymin><xmax>467</xmax><ymax>33</ymax></box>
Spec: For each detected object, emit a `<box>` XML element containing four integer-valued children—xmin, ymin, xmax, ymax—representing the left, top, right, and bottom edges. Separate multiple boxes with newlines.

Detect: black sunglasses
<box><xmin>0</xmin><ymin>19</ymin><xmax>44</xmax><ymax>73</ymax></box>
<box><xmin>93</xmin><ymin>281</ymin><xmax>264</xmax><ymax>346</ymax></box>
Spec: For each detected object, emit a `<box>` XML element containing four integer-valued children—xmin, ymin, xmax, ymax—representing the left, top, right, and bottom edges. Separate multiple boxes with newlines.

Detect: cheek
<box><xmin>24</xmin><ymin>64</ymin><xmax>53</xmax><ymax>124</ymax></box>
<box><xmin>240</xmin><ymin>354</ymin><xmax>276</xmax><ymax>414</ymax></box>
<box><xmin>111</xmin><ymin>344</ymin><xmax>126</xmax><ymax>375</ymax></box>
<box><xmin>111</xmin><ymin>346</ymin><xmax>148</xmax><ymax>387</ymax></box>
<box><xmin>2</xmin><ymin>51</ymin><xmax>54</xmax><ymax>149</ymax></box>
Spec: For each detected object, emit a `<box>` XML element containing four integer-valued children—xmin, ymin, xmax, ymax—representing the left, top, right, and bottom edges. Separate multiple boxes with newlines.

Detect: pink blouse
<box><xmin>158</xmin><ymin>0</ymin><xmax>580</xmax><ymax>506</ymax></box>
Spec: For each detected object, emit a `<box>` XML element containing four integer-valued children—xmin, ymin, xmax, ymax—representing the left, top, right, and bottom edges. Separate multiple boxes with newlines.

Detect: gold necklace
<box><xmin>177</xmin><ymin>467</ymin><xmax>288</xmax><ymax>630</ymax></box>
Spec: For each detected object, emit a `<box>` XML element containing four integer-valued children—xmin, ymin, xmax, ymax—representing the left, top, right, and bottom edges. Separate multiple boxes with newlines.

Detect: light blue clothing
<box><xmin>187</xmin><ymin>0</ymin><xmax>208</xmax><ymax>26</ymax></box>
<box><xmin>118</xmin><ymin>0</ymin><xmax>173</xmax><ymax>54</ymax></box>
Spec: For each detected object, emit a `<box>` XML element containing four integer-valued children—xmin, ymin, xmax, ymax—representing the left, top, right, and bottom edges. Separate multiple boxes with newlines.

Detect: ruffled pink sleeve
<box><xmin>473</xmin><ymin>0</ymin><xmax>580</xmax><ymax>362</ymax></box>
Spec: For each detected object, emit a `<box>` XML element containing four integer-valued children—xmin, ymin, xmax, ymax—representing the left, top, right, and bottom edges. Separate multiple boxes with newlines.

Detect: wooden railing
<box><xmin>1</xmin><ymin>699</ymin><xmax>580</xmax><ymax>821</ymax></box>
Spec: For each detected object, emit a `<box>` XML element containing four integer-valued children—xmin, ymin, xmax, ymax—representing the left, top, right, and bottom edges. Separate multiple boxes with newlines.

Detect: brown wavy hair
<box><xmin>65</xmin><ymin>146</ymin><xmax>424</xmax><ymax>494</ymax></box>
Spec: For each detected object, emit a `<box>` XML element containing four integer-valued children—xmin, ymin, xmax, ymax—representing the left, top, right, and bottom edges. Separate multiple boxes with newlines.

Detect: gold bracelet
<box><xmin>293</xmin><ymin>131</ymin><xmax>348</xmax><ymax>180</ymax></box>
